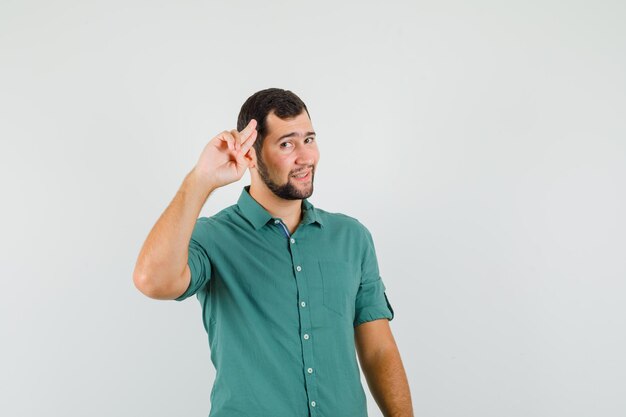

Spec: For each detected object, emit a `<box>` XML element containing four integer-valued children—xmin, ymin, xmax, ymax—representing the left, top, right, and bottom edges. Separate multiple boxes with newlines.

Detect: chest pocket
<box><xmin>318</xmin><ymin>260</ymin><xmax>360</xmax><ymax>317</ymax></box>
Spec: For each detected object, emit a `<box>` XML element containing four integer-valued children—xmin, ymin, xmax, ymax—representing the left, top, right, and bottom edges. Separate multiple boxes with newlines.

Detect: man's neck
<box><xmin>248</xmin><ymin>183</ymin><xmax>303</xmax><ymax>233</ymax></box>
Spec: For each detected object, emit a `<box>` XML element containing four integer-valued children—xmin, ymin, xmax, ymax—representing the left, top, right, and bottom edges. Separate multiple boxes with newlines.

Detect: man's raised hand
<box><xmin>192</xmin><ymin>119</ymin><xmax>258</xmax><ymax>190</ymax></box>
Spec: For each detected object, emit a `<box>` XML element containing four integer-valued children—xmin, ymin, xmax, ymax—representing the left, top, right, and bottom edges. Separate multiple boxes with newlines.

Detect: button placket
<box><xmin>287</xmin><ymin>230</ymin><xmax>319</xmax><ymax>415</ymax></box>
<box><xmin>274</xmin><ymin>218</ymin><xmax>291</xmax><ymax>239</ymax></box>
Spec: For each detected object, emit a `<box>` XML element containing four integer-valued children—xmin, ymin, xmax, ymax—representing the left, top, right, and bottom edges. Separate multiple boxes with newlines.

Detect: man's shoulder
<box><xmin>314</xmin><ymin>207</ymin><xmax>359</xmax><ymax>223</ymax></box>
<box><xmin>314</xmin><ymin>207</ymin><xmax>371</xmax><ymax>235</ymax></box>
<box><xmin>194</xmin><ymin>204</ymin><xmax>240</xmax><ymax>229</ymax></box>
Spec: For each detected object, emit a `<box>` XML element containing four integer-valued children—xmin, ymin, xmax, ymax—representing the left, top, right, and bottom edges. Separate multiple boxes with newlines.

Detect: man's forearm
<box><xmin>133</xmin><ymin>168</ymin><xmax>215</xmax><ymax>296</ymax></box>
<box><xmin>361</xmin><ymin>346</ymin><xmax>414</xmax><ymax>417</ymax></box>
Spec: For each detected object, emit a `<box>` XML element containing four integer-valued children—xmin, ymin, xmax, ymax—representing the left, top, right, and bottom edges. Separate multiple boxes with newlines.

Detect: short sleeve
<box><xmin>175</xmin><ymin>218</ymin><xmax>212</xmax><ymax>302</ymax></box>
<box><xmin>353</xmin><ymin>225</ymin><xmax>395</xmax><ymax>327</ymax></box>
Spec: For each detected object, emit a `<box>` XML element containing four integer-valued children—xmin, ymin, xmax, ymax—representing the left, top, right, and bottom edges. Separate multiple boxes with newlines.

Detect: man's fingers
<box><xmin>229</xmin><ymin>129</ymin><xmax>241</xmax><ymax>151</ymax></box>
<box><xmin>216</xmin><ymin>120</ymin><xmax>256</xmax><ymax>154</ymax></box>
<box><xmin>232</xmin><ymin>119</ymin><xmax>257</xmax><ymax>152</ymax></box>
<box><xmin>218</xmin><ymin>131</ymin><xmax>236</xmax><ymax>151</ymax></box>
<box><xmin>238</xmin><ymin>119</ymin><xmax>257</xmax><ymax>141</ymax></box>
<box><xmin>240</xmin><ymin>128</ymin><xmax>257</xmax><ymax>155</ymax></box>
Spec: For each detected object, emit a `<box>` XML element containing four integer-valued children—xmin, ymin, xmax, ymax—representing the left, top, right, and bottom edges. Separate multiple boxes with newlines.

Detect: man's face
<box><xmin>255</xmin><ymin>110</ymin><xmax>319</xmax><ymax>200</ymax></box>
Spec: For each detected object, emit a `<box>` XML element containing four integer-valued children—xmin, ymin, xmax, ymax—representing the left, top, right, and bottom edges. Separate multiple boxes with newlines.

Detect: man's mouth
<box><xmin>291</xmin><ymin>169</ymin><xmax>312</xmax><ymax>181</ymax></box>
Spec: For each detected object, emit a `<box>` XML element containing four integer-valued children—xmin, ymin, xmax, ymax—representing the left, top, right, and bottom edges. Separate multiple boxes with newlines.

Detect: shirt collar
<box><xmin>237</xmin><ymin>186</ymin><xmax>324</xmax><ymax>230</ymax></box>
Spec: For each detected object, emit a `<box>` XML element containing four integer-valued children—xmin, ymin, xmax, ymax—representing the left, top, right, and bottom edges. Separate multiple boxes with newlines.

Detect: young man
<box><xmin>133</xmin><ymin>88</ymin><xmax>414</xmax><ymax>417</ymax></box>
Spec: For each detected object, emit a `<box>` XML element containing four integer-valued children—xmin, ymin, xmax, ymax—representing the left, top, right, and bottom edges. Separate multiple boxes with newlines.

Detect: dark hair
<box><xmin>237</xmin><ymin>88</ymin><xmax>310</xmax><ymax>155</ymax></box>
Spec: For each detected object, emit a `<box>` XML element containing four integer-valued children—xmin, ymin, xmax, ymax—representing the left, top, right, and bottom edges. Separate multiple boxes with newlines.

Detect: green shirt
<box><xmin>176</xmin><ymin>186</ymin><xmax>394</xmax><ymax>417</ymax></box>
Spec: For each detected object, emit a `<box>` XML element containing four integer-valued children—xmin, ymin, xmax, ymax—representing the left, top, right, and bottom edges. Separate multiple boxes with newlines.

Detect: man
<box><xmin>133</xmin><ymin>88</ymin><xmax>413</xmax><ymax>417</ymax></box>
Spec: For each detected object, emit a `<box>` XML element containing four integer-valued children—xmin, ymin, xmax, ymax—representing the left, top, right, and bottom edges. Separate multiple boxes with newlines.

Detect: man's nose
<box><xmin>295</xmin><ymin>145</ymin><xmax>317</xmax><ymax>165</ymax></box>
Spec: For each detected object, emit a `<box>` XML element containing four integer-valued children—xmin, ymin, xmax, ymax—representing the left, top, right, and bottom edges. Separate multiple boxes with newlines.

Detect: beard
<box><xmin>256</xmin><ymin>156</ymin><xmax>315</xmax><ymax>200</ymax></box>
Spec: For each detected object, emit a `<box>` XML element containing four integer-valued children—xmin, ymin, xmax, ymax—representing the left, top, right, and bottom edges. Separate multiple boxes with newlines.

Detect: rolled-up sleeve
<box><xmin>175</xmin><ymin>218</ymin><xmax>212</xmax><ymax>302</ymax></box>
<box><xmin>353</xmin><ymin>226</ymin><xmax>394</xmax><ymax>327</ymax></box>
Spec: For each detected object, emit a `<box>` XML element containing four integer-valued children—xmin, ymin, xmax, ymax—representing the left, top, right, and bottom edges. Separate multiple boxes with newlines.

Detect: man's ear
<box><xmin>245</xmin><ymin>146</ymin><xmax>257</xmax><ymax>169</ymax></box>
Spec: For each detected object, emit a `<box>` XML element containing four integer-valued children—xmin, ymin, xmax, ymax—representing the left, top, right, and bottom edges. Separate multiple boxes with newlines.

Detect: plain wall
<box><xmin>1</xmin><ymin>1</ymin><xmax>625</xmax><ymax>416</ymax></box>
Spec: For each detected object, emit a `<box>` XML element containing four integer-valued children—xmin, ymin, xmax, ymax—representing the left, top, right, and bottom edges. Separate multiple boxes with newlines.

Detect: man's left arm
<box><xmin>355</xmin><ymin>318</ymin><xmax>414</xmax><ymax>417</ymax></box>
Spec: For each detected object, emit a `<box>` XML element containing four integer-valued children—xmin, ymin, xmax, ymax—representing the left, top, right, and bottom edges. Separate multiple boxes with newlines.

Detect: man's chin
<box><xmin>289</xmin><ymin>180</ymin><xmax>314</xmax><ymax>199</ymax></box>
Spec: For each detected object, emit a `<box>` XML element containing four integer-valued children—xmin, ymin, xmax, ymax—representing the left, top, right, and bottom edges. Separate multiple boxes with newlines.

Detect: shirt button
<box><xmin>307</xmin><ymin>367</ymin><xmax>313</xmax><ymax>374</ymax></box>
<box><xmin>296</xmin><ymin>266</ymin><xmax>302</xmax><ymax>272</ymax></box>
<box><xmin>303</xmin><ymin>333</ymin><xmax>309</xmax><ymax>340</ymax></box>
<box><xmin>274</xmin><ymin>219</ymin><xmax>280</xmax><ymax>224</ymax></box>
<box><xmin>300</xmin><ymin>301</ymin><xmax>306</xmax><ymax>308</ymax></box>
<box><xmin>290</xmin><ymin>238</ymin><xmax>295</xmax><ymax>244</ymax></box>
<box><xmin>311</xmin><ymin>401</ymin><xmax>316</xmax><ymax>407</ymax></box>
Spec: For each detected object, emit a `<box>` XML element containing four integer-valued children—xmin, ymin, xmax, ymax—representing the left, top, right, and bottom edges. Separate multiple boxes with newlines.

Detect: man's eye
<box><xmin>280</xmin><ymin>142</ymin><xmax>292</xmax><ymax>148</ymax></box>
<box><xmin>305</xmin><ymin>137</ymin><xmax>315</xmax><ymax>143</ymax></box>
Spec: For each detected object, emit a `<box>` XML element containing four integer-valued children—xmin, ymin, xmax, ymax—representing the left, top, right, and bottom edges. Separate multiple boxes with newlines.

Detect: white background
<box><xmin>1</xmin><ymin>1</ymin><xmax>625</xmax><ymax>416</ymax></box>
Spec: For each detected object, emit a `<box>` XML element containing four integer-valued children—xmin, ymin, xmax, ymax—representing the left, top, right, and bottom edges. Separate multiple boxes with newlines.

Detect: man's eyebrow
<box><xmin>275</xmin><ymin>131</ymin><xmax>316</xmax><ymax>142</ymax></box>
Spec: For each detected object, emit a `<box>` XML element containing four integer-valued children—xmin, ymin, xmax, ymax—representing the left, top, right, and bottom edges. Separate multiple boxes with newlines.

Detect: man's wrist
<box><xmin>181</xmin><ymin>168</ymin><xmax>218</xmax><ymax>208</ymax></box>
<box><xmin>187</xmin><ymin>167</ymin><xmax>218</xmax><ymax>194</ymax></box>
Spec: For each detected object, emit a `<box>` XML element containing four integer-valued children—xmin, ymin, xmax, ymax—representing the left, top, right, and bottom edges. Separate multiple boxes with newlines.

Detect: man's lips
<box><xmin>291</xmin><ymin>169</ymin><xmax>312</xmax><ymax>181</ymax></box>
